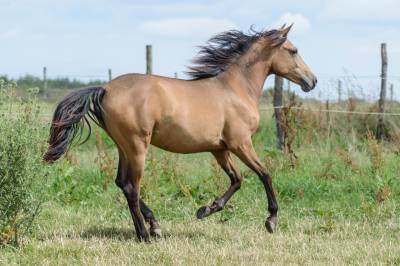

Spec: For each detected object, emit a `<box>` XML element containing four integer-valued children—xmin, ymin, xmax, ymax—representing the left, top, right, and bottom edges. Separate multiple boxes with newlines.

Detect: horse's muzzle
<box><xmin>301</xmin><ymin>75</ymin><xmax>317</xmax><ymax>92</ymax></box>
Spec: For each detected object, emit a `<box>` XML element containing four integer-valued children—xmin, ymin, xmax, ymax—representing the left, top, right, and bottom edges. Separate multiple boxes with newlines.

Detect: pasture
<box><xmin>1</xmin><ymin>82</ymin><xmax>399</xmax><ymax>265</ymax></box>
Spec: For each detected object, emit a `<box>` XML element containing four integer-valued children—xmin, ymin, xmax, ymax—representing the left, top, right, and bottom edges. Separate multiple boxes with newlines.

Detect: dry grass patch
<box><xmin>1</xmin><ymin>206</ymin><xmax>399</xmax><ymax>265</ymax></box>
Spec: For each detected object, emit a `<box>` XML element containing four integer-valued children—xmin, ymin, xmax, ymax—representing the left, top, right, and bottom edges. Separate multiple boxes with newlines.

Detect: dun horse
<box><xmin>44</xmin><ymin>25</ymin><xmax>317</xmax><ymax>241</ymax></box>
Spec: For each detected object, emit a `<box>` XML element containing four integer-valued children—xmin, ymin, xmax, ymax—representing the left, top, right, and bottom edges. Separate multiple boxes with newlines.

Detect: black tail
<box><xmin>43</xmin><ymin>86</ymin><xmax>106</xmax><ymax>163</ymax></box>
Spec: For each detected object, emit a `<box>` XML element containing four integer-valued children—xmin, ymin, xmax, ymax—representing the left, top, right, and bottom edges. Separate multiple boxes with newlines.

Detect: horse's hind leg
<box><xmin>196</xmin><ymin>150</ymin><xmax>242</xmax><ymax>219</ymax></box>
<box><xmin>117</xmin><ymin>149</ymin><xmax>160</xmax><ymax>235</ymax></box>
<box><xmin>115</xmin><ymin>142</ymin><xmax>153</xmax><ymax>242</ymax></box>
<box><xmin>115</xmin><ymin>155</ymin><xmax>162</xmax><ymax>238</ymax></box>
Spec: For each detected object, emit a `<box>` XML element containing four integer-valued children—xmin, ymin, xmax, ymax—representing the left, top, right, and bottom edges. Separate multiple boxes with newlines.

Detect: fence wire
<box><xmin>260</xmin><ymin>106</ymin><xmax>400</xmax><ymax>116</ymax></box>
<box><xmin>287</xmin><ymin>75</ymin><xmax>400</xmax><ymax>103</ymax></box>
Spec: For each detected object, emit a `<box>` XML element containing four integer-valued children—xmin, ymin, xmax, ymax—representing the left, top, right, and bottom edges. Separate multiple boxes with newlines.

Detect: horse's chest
<box><xmin>248</xmin><ymin>114</ymin><xmax>260</xmax><ymax>133</ymax></box>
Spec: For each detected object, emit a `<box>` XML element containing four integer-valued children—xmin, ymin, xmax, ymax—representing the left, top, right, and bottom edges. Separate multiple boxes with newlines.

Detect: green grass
<box><xmin>1</xmin><ymin>104</ymin><xmax>400</xmax><ymax>265</ymax></box>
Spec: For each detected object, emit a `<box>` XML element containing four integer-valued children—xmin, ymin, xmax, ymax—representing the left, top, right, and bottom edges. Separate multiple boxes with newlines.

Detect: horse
<box><xmin>44</xmin><ymin>24</ymin><xmax>317</xmax><ymax>242</ymax></box>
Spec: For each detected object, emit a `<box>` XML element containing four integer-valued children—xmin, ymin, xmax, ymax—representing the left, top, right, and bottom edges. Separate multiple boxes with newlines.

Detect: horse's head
<box><xmin>269</xmin><ymin>25</ymin><xmax>317</xmax><ymax>92</ymax></box>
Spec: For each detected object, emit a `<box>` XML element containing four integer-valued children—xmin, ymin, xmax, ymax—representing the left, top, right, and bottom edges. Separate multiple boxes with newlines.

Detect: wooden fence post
<box><xmin>108</xmin><ymin>69</ymin><xmax>112</xmax><ymax>82</ymax></box>
<box><xmin>325</xmin><ymin>100</ymin><xmax>330</xmax><ymax>119</ymax></box>
<box><xmin>337</xmin><ymin>79</ymin><xmax>342</xmax><ymax>103</ymax></box>
<box><xmin>390</xmin><ymin>83</ymin><xmax>393</xmax><ymax>102</ymax></box>
<box><xmin>43</xmin><ymin>66</ymin><xmax>47</xmax><ymax>90</ymax></box>
<box><xmin>274</xmin><ymin>75</ymin><xmax>284</xmax><ymax>150</ymax></box>
<box><xmin>146</xmin><ymin>45</ymin><xmax>152</xmax><ymax>75</ymax></box>
<box><xmin>174</xmin><ymin>72</ymin><xmax>178</xmax><ymax>79</ymax></box>
<box><xmin>43</xmin><ymin>66</ymin><xmax>48</xmax><ymax>98</ymax></box>
<box><xmin>377</xmin><ymin>43</ymin><xmax>387</xmax><ymax>140</ymax></box>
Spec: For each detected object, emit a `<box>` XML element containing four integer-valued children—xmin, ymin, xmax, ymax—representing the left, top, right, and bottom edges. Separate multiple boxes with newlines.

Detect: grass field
<box><xmin>1</xmin><ymin>93</ymin><xmax>400</xmax><ymax>265</ymax></box>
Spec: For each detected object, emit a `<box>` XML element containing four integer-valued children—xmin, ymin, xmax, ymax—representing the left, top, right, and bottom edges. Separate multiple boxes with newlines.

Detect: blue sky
<box><xmin>1</xmin><ymin>0</ymin><xmax>399</xmax><ymax>99</ymax></box>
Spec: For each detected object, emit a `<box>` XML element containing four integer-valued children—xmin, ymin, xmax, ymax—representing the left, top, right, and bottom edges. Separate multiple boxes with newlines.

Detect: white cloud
<box><xmin>0</xmin><ymin>28</ymin><xmax>19</xmax><ymax>39</ymax></box>
<box><xmin>273</xmin><ymin>13</ymin><xmax>311</xmax><ymax>35</ymax></box>
<box><xmin>230</xmin><ymin>5</ymin><xmax>269</xmax><ymax>18</ymax></box>
<box><xmin>320</xmin><ymin>0</ymin><xmax>400</xmax><ymax>21</ymax></box>
<box><xmin>138</xmin><ymin>17</ymin><xmax>237</xmax><ymax>37</ymax></box>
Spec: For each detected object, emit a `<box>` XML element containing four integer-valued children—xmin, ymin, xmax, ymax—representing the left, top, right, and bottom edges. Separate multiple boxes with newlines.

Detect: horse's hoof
<box><xmin>265</xmin><ymin>216</ymin><xmax>277</xmax><ymax>233</ymax></box>
<box><xmin>196</xmin><ymin>206</ymin><xmax>211</xmax><ymax>219</ymax></box>
<box><xmin>138</xmin><ymin>234</ymin><xmax>151</xmax><ymax>243</ymax></box>
<box><xmin>150</xmin><ymin>228</ymin><xmax>162</xmax><ymax>238</ymax></box>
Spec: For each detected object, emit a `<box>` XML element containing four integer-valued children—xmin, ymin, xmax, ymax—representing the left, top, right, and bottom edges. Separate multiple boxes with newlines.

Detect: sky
<box><xmin>1</xmin><ymin>0</ymin><xmax>400</xmax><ymax>99</ymax></box>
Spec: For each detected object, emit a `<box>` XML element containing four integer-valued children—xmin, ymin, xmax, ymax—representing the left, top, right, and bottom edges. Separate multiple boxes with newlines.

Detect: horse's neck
<box><xmin>220</xmin><ymin>48</ymin><xmax>272</xmax><ymax>103</ymax></box>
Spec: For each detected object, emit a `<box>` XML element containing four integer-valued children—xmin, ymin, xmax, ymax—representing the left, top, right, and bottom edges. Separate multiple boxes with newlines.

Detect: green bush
<box><xmin>0</xmin><ymin>80</ymin><xmax>49</xmax><ymax>246</ymax></box>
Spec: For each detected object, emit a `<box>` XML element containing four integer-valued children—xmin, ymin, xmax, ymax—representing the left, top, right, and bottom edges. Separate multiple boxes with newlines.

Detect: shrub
<box><xmin>0</xmin><ymin>80</ymin><xmax>49</xmax><ymax>246</ymax></box>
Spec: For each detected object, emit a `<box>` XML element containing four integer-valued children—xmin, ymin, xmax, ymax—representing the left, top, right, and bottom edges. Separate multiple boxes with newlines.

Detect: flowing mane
<box><xmin>186</xmin><ymin>28</ymin><xmax>281</xmax><ymax>80</ymax></box>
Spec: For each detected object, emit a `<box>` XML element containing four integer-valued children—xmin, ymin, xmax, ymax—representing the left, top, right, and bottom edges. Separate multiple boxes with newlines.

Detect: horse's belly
<box><xmin>150</xmin><ymin>122</ymin><xmax>223</xmax><ymax>153</ymax></box>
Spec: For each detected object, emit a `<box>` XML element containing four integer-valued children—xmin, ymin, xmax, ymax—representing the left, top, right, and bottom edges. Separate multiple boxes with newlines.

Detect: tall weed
<box><xmin>0</xmin><ymin>80</ymin><xmax>49</xmax><ymax>246</ymax></box>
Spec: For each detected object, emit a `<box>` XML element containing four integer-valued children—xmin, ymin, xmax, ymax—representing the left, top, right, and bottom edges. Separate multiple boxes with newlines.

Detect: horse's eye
<box><xmin>289</xmin><ymin>48</ymin><xmax>298</xmax><ymax>55</ymax></box>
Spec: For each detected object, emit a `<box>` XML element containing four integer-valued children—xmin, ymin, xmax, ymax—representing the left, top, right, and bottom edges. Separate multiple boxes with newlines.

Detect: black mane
<box><xmin>186</xmin><ymin>28</ymin><xmax>281</xmax><ymax>80</ymax></box>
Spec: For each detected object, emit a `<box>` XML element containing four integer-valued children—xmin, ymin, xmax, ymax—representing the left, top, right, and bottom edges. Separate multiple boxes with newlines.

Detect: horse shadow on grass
<box><xmin>79</xmin><ymin>226</ymin><xmax>134</xmax><ymax>241</ymax></box>
<box><xmin>78</xmin><ymin>225</ymin><xmax>224</xmax><ymax>242</ymax></box>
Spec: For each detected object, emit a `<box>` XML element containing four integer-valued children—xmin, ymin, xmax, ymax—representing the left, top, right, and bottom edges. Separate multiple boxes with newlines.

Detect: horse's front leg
<box><xmin>232</xmin><ymin>138</ymin><xmax>278</xmax><ymax>233</ymax></box>
<box><xmin>196</xmin><ymin>150</ymin><xmax>242</xmax><ymax>219</ymax></box>
<box><xmin>139</xmin><ymin>199</ymin><xmax>162</xmax><ymax>237</ymax></box>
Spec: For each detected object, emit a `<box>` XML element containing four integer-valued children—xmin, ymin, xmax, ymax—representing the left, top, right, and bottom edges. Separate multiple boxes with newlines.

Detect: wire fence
<box><xmin>260</xmin><ymin>106</ymin><xmax>400</xmax><ymax>116</ymax></box>
<box><xmin>2</xmin><ymin>71</ymin><xmax>400</xmax><ymax>113</ymax></box>
<box><xmin>5</xmin><ymin>106</ymin><xmax>400</xmax><ymax>119</ymax></box>
<box><xmin>284</xmin><ymin>75</ymin><xmax>400</xmax><ymax>103</ymax></box>
<box><xmin>5</xmin><ymin>71</ymin><xmax>400</xmax><ymax>102</ymax></box>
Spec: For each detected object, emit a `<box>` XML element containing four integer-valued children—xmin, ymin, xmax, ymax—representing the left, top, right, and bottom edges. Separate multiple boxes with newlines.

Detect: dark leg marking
<box><xmin>140</xmin><ymin>199</ymin><xmax>161</xmax><ymax>237</ymax></box>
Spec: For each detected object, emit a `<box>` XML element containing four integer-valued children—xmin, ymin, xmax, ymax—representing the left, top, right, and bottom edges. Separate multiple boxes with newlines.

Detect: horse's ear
<box><xmin>281</xmin><ymin>23</ymin><xmax>293</xmax><ymax>37</ymax></box>
<box><xmin>270</xmin><ymin>30</ymin><xmax>284</xmax><ymax>47</ymax></box>
<box><xmin>271</xmin><ymin>36</ymin><xmax>286</xmax><ymax>47</ymax></box>
<box><xmin>271</xmin><ymin>24</ymin><xmax>293</xmax><ymax>47</ymax></box>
